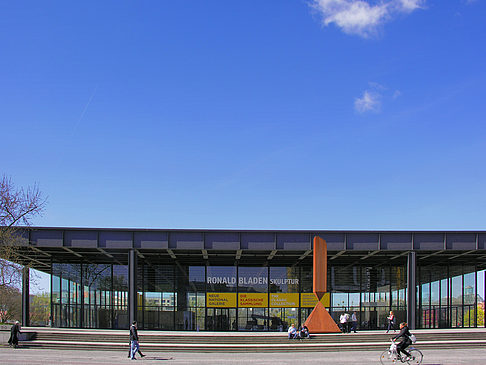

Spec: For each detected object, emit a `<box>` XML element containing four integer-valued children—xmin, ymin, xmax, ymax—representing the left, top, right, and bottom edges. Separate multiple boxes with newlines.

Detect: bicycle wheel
<box><xmin>380</xmin><ymin>350</ymin><xmax>396</xmax><ymax>364</ymax></box>
<box><xmin>407</xmin><ymin>348</ymin><xmax>423</xmax><ymax>365</ymax></box>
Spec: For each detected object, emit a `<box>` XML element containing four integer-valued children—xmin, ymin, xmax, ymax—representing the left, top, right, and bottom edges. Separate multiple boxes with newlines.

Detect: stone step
<box><xmin>16</xmin><ymin>339</ymin><xmax>486</xmax><ymax>353</ymax></box>
<box><xmin>30</xmin><ymin>332</ymin><xmax>486</xmax><ymax>344</ymax></box>
<box><xmin>9</xmin><ymin>328</ymin><xmax>486</xmax><ymax>352</ymax></box>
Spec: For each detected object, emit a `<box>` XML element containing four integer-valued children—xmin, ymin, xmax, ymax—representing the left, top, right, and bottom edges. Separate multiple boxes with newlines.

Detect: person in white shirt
<box><xmin>339</xmin><ymin>313</ymin><xmax>348</xmax><ymax>333</ymax></box>
<box><xmin>288</xmin><ymin>323</ymin><xmax>297</xmax><ymax>339</ymax></box>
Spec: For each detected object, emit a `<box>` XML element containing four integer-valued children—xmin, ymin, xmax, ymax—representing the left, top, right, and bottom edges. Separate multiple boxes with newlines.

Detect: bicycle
<box><xmin>380</xmin><ymin>340</ymin><xmax>423</xmax><ymax>364</ymax></box>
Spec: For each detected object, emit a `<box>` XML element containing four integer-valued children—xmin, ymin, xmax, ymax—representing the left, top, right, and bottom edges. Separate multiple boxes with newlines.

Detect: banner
<box><xmin>238</xmin><ymin>293</ymin><xmax>268</xmax><ymax>308</ymax></box>
<box><xmin>320</xmin><ymin>293</ymin><xmax>330</xmax><ymax>307</ymax></box>
<box><xmin>300</xmin><ymin>293</ymin><xmax>318</xmax><ymax>307</ymax></box>
<box><xmin>270</xmin><ymin>293</ymin><xmax>299</xmax><ymax>307</ymax></box>
<box><xmin>300</xmin><ymin>293</ymin><xmax>330</xmax><ymax>307</ymax></box>
<box><xmin>206</xmin><ymin>292</ymin><xmax>237</xmax><ymax>308</ymax></box>
<box><xmin>206</xmin><ymin>292</ymin><xmax>329</xmax><ymax>308</ymax></box>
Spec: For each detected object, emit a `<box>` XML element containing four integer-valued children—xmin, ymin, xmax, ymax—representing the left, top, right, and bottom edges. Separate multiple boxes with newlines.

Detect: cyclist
<box><xmin>391</xmin><ymin>322</ymin><xmax>413</xmax><ymax>361</ymax></box>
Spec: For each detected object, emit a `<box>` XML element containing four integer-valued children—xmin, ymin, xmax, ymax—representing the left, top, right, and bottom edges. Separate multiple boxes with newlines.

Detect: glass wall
<box><xmin>299</xmin><ymin>266</ymin><xmax>314</xmax><ymax>326</ymax></box>
<box><xmin>478</xmin><ymin>269</ymin><xmax>485</xmax><ymax>328</ymax></box>
<box><xmin>269</xmin><ymin>266</ymin><xmax>299</xmax><ymax>331</ymax></box>
<box><xmin>361</xmin><ymin>266</ymin><xmax>390</xmax><ymax>330</ymax></box>
<box><xmin>113</xmin><ymin>265</ymin><xmax>128</xmax><ymax>329</ymax></box>
<box><xmin>206</xmin><ymin>265</ymin><xmax>237</xmax><ymax>331</ymax></box>
<box><xmin>463</xmin><ymin>267</ymin><xmax>476</xmax><ymax>328</ymax></box>
<box><xmin>141</xmin><ymin>264</ymin><xmax>174</xmax><ymax>330</ymax></box>
<box><xmin>52</xmin><ymin>263</ymin><xmax>81</xmax><ymax>328</ymax></box>
<box><xmin>52</xmin><ymin>263</ymin><xmax>126</xmax><ymax>329</ymax></box>
<box><xmin>50</xmin><ymin>260</ymin><xmax>486</xmax><ymax>331</ymax></box>
<box><xmin>51</xmin><ymin>264</ymin><xmax>61</xmax><ymax>327</ymax></box>
<box><xmin>238</xmin><ymin>266</ymin><xmax>268</xmax><ymax>330</ymax></box>
<box><xmin>418</xmin><ymin>264</ymin><xmax>484</xmax><ymax>329</ymax></box>
<box><xmin>84</xmin><ymin>263</ymin><xmax>112</xmax><ymax>328</ymax></box>
<box><xmin>176</xmin><ymin>265</ymin><xmax>205</xmax><ymax>331</ymax></box>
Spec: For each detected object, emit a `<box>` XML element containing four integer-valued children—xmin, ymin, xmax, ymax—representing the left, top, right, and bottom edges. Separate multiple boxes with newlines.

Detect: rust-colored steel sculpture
<box><xmin>303</xmin><ymin>236</ymin><xmax>341</xmax><ymax>333</ymax></box>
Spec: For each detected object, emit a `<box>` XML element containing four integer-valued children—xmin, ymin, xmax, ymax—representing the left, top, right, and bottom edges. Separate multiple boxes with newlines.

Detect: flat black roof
<box><xmin>8</xmin><ymin>227</ymin><xmax>486</xmax><ymax>273</ymax></box>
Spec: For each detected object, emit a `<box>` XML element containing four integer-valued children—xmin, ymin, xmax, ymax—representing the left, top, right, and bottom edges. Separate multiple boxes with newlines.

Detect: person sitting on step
<box><xmin>288</xmin><ymin>324</ymin><xmax>297</xmax><ymax>339</ymax></box>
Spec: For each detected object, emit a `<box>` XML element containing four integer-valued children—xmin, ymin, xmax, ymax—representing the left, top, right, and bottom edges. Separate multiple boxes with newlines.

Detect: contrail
<box><xmin>72</xmin><ymin>85</ymin><xmax>98</xmax><ymax>136</ymax></box>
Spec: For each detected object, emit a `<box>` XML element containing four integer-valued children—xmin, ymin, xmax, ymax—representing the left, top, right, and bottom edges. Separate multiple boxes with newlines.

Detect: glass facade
<box><xmin>49</xmin><ymin>260</ymin><xmax>486</xmax><ymax>331</ymax></box>
<box><xmin>417</xmin><ymin>265</ymin><xmax>485</xmax><ymax>329</ymax></box>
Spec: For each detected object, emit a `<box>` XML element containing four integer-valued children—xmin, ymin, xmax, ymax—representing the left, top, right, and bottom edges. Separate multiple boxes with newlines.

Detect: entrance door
<box><xmin>269</xmin><ymin>308</ymin><xmax>299</xmax><ymax>331</ymax></box>
<box><xmin>237</xmin><ymin>308</ymin><xmax>269</xmax><ymax>331</ymax></box>
<box><xmin>206</xmin><ymin>308</ymin><xmax>236</xmax><ymax>331</ymax></box>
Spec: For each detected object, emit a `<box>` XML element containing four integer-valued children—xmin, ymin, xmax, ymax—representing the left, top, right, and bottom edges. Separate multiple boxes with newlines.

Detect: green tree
<box><xmin>30</xmin><ymin>292</ymin><xmax>50</xmax><ymax>326</ymax></box>
<box><xmin>464</xmin><ymin>306</ymin><xmax>484</xmax><ymax>327</ymax></box>
<box><xmin>477</xmin><ymin>307</ymin><xmax>484</xmax><ymax>327</ymax></box>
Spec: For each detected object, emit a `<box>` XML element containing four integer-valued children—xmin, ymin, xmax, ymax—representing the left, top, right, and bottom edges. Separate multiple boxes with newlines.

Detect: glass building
<box><xmin>15</xmin><ymin>228</ymin><xmax>486</xmax><ymax>331</ymax></box>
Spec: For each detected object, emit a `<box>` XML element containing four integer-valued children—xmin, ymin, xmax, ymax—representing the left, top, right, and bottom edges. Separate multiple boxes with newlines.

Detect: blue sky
<box><xmin>1</xmin><ymin>0</ymin><xmax>486</xmax><ymax>234</ymax></box>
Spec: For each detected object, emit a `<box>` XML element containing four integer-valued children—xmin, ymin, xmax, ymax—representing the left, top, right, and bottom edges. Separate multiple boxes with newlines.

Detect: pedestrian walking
<box><xmin>127</xmin><ymin>337</ymin><xmax>146</xmax><ymax>359</ymax></box>
<box><xmin>339</xmin><ymin>312</ymin><xmax>349</xmax><ymax>333</ymax></box>
<box><xmin>386</xmin><ymin>311</ymin><xmax>396</xmax><ymax>333</ymax></box>
<box><xmin>129</xmin><ymin>321</ymin><xmax>145</xmax><ymax>360</ymax></box>
<box><xmin>350</xmin><ymin>311</ymin><xmax>358</xmax><ymax>333</ymax></box>
<box><xmin>8</xmin><ymin>321</ymin><xmax>21</xmax><ymax>348</ymax></box>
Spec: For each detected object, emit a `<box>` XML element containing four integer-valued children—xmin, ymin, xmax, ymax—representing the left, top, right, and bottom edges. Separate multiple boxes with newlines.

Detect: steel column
<box><xmin>128</xmin><ymin>249</ymin><xmax>138</xmax><ymax>326</ymax></box>
<box><xmin>79</xmin><ymin>263</ymin><xmax>84</xmax><ymax>328</ymax></box>
<box><xmin>22</xmin><ymin>266</ymin><xmax>30</xmax><ymax>327</ymax></box>
<box><xmin>407</xmin><ymin>251</ymin><xmax>417</xmax><ymax>329</ymax></box>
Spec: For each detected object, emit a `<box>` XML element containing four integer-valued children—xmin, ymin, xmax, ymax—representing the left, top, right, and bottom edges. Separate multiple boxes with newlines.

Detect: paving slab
<box><xmin>2</xmin><ymin>347</ymin><xmax>486</xmax><ymax>365</ymax></box>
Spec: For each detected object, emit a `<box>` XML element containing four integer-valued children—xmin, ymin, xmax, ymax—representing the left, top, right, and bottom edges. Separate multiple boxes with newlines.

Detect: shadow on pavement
<box><xmin>133</xmin><ymin>357</ymin><xmax>174</xmax><ymax>361</ymax></box>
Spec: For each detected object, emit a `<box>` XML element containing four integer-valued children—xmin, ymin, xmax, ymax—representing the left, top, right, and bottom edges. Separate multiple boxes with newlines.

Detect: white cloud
<box><xmin>354</xmin><ymin>83</ymin><xmax>401</xmax><ymax>113</ymax></box>
<box><xmin>355</xmin><ymin>89</ymin><xmax>381</xmax><ymax>113</ymax></box>
<box><xmin>311</xmin><ymin>0</ymin><xmax>425</xmax><ymax>38</ymax></box>
<box><xmin>398</xmin><ymin>0</ymin><xmax>424</xmax><ymax>11</ymax></box>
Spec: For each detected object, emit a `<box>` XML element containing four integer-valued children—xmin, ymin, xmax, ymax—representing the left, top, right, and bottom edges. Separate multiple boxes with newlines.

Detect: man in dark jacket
<box><xmin>8</xmin><ymin>321</ymin><xmax>21</xmax><ymax>348</ymax></box>
<box><xmin>392</xmin><ymin>322</ymin><xmax>412</xmax><ymax>360</ymax></box>
<box><xmin>129</xmin><ymin>321</ymin><xmax>145</xmax><ymax>360</ymax></box>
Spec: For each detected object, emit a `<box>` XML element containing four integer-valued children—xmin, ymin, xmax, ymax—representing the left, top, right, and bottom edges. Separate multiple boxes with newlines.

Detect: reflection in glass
<box><xmin>269</xmin><ymin>267</ymin><xmax>299</xmax><ymax>293</ymax></box>
<box><xmin>207</xmin><ymin>266</ymin><xmax>236</xmax><ymax>292</ymax></box>
<box><xmin>237</xmin><ymin>308</ymin><xmax>268</xmax><ymax>330</ymax></box>
<box><xmin>238</xmin><ymin>267</ymin><xmax>268</xmax><ymax>293</ymax></box>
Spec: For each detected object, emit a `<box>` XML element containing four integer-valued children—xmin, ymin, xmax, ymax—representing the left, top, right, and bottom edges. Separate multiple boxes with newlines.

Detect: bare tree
<box><xmin>0</xmin><ymin>175</ymin><xmax>47</xmax><ymax>289</ymax></box>
<box><xmin>0</xmin><ymin>285</ymin><xmax>21</xmax><ymax>322</ymax></box>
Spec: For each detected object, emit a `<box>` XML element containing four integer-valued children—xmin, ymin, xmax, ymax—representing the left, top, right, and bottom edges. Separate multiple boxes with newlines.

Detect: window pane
<box><xmin>269</xmin><ymin>267</ymin><xmax>299</xmax><ymax>293</ymax></box>
<box><xmin>238</xmin><ymin>267</ymin><xmax>268</xmax><ymax>293</ymax></box>
<box><xmin>207</xmin><ymin>266</ymin><xmax>237</xmax><ymax>292</ymax></box>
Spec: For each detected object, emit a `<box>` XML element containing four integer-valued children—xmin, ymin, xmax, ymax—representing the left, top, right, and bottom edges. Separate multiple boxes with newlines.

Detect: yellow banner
<box><xmin>300</xmin><ymin>293</ymin><xmax>330</xmax><ymax>307</ymax></box>
<box><xmin>207</xmin><ymin>292</ymin><xmax>237</xmax><ymax>308</ymax></box>
<box><xmin>320</xmin><ymin>293</ymin><xmax>330</xmax><ymax>307</ymax></box>
<box><xmin>270</xmin><ymin>293</ymin><xmax>299</xmax><ymax>307</ymax></box>
<box><xmin>207</xmin><ymin>292</ymin><xmax>329</xmax><ymax>308</ymax></box>
<box><xmin>238</xmin><ymin>293</ymin><xmax>268</xmax><ymax>308</ymax></box>
<box><xmin>300</xmin><ymin>293</ymin><xmax>318</xmax><ymax>307</ymax></box>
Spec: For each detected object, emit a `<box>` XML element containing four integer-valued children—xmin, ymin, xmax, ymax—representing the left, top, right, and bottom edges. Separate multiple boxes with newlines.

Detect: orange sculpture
<box><xmin>303</xmin><ymin>236</ymin><xmax>341</xmax><ymax>333</ymax></box>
